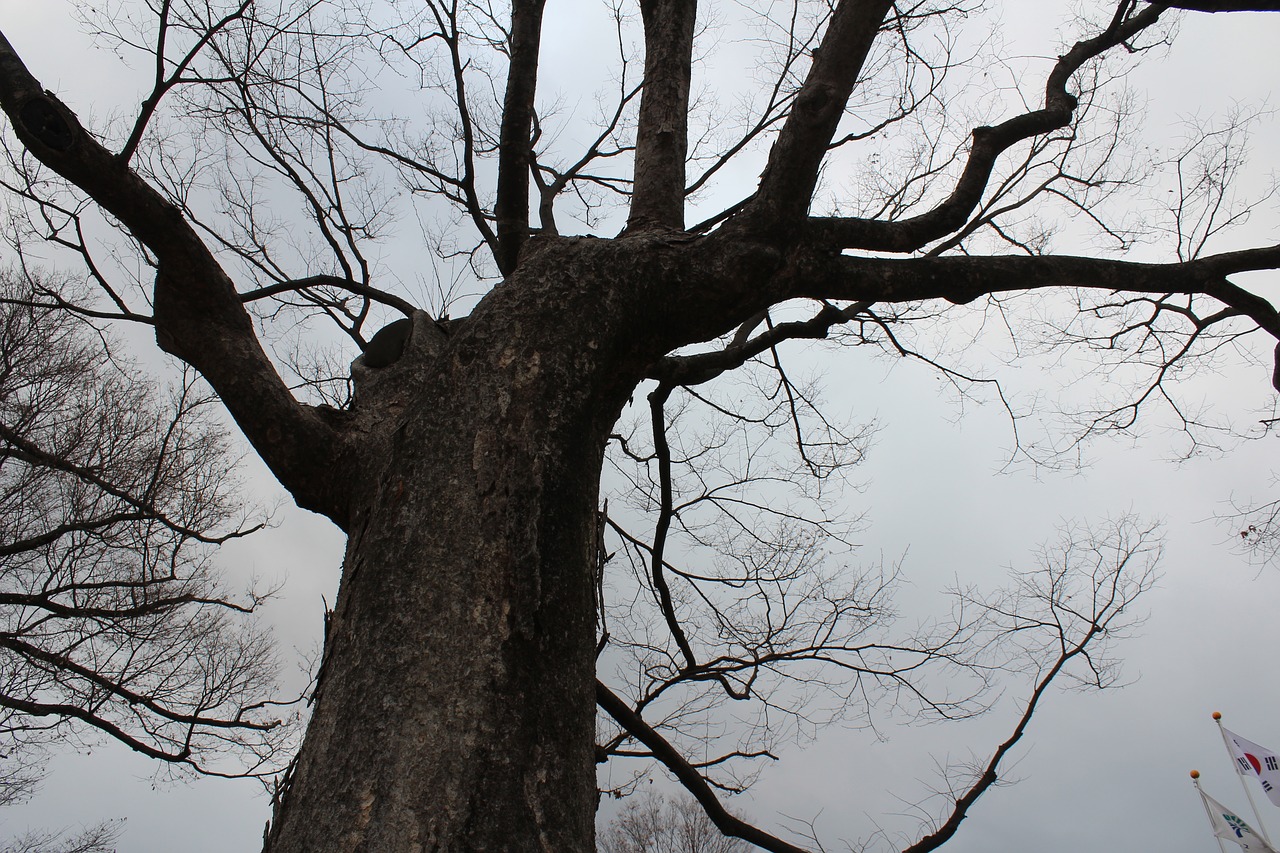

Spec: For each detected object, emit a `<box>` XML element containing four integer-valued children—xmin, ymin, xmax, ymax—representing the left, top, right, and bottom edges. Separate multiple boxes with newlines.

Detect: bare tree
<box><xmin>1</xmin><ymin>824</ymin><xmax>119</xmax><ymax>853</ymax></box>
<box><xmin>0</xmin><ymin>753</ymin><xmax>119</xmax><ymax>853</ymax></box>
<box><xmin>0</xmin><ymin>269</ymin><xmax>289</xmax><ymax>783</ymax></box>
<box><xmin>0</xmin><ymin>1</ymin><xmax>1275</xmax><ymax>851</ymax></box>
<box><xmin>600</xmin><ymin>791</ymin><xmax>753</xmax><ymax>853</ymax></box>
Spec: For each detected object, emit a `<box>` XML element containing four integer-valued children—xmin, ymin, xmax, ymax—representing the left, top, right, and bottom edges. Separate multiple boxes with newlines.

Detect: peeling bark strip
<box><xmin>2</xmin><ymin>2</ymin><xmax>1280</xmax><ymax>851</ymax></box>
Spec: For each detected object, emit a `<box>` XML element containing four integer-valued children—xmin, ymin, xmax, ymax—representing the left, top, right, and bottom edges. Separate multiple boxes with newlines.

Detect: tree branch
<box><xmin>238</xmin><ymin>274</ymin><xmax>418</xmax><ymax>319</ymax></box>
<box><xmin>0</xmin><ymin>422</ymin><xmax>261</xmax><ymax>546</ymax></box>
<box><xmin>649</xmin><ymin>301</ymin><xmax>872</xmax><ymax>386</ymax></box>
<box><xmin>118</xmin><ymin>0</ymin><xmax>254</xmax><ymax>163</ymax></box>
<box><xmin>1150</xmin><ymin>1</ymin><xmax>1280</xmax><ymax>10</ymax></box>
<box><xmin>647</xmin><ymin>383</ymin><xmax>699</xmax><ymax>670</ymax></box>
<box><xmin>0</xmin><ymin>30</ymin><xmax>352</xmax><ymax>526</ymax></box>
<box><xmin>786</xmin><ymin>245</ymin><xmax>1279</xmax><ymax>321</ymax></box>
<box><xmin>627</xmin><ymin>0</ymin><xmax>698</xmax><ymax>232</ymax></box>
<box><xmin>732</xmin><ymin>0</ymin><xmax>895</xmax><ymax>236</ymax></box>
<box><xmin>597</xmin><ymin>680</ymin><xmax>810</xmax><ymax>853</ymax></box>
<box><xmin>808</xmin><ymin>2</ymin><xmax>1168</xmax><ymax>252</ymax></box>
<box><xmin>494</xmin><ymin>0</ymin><xmax>546</xmax><ymax>273</ymax></box>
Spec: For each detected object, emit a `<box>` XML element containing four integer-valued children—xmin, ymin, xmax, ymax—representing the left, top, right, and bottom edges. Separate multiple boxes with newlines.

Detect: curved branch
<box><xmin>0</xmin><ymin>30</ymin><xmax>352</xmax><ymax>526</ymax></box>
<box><xmin>238</xmin><ymin>274</ymin><xmax>419</xmax><ymax>318</ymax></box>
<box><xmin>649</xmin><ymin>301</ymin><xmax>872</xmax><ymax>385</ymax></box>
<box><xmin>648</xmin><ymin>383</ymin><xmax>699</xmax><ymax>669</ymax></box>
<box><xmin>807</xmin><ymin>3</ymin><xmax>1167</xmax><ymax>253</ymax></box>
<box><xmin>596</xmin><ymin>680</ymin><xmax>810</xmax><ymax>853</ymax></box>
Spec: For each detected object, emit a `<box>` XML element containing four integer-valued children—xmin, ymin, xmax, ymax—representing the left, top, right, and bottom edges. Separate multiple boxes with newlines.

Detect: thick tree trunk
<box><xmin>261</xmin><ymin>237</ymin><xmax>709</xmax><ymax>852</ymax></box>
<box><xmin>264</xmin><ymin>431</ymin><xmax>600</xmax><ymax>850</ymax></box>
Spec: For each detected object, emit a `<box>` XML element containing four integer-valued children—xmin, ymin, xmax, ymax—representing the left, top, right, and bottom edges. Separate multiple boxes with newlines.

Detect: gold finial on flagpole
<box><xmin>1212</xmin><ymin>711</ymin><xmax>1276</xmax><ymax>846</ymax></box>
<box><xmin>1192</xmin><ymin>771</ymin><xmax>1233</xmax><ymax>853</ymax></box>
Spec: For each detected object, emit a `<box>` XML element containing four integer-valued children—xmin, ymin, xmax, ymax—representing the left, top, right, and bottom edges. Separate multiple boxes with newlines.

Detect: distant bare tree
<box><xmin>0</xmin><ymin>750</ymin><xmax>118</xmax><ymax>853</ymax></box>
<box><xmin>1</xmin><ymin>824</ymin><xmax>118</xmax><ymax>853</ymax></box>
<box><xmin>599</xmin><ymin>792</ymin><xmax>752</xmax><ymax>853</ymax></box>
<box><xmin>0</xmin><ymin>755</ymin><xmax>119</xmax><ymax>853</ymax></box>
<box><xmin>0</xmin><ymin>270</ymin><xmax>289</xmax><ymax>781</ymax></box>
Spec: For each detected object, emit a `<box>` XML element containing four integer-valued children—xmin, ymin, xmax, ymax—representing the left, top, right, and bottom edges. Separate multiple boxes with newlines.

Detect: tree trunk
<box><xmin>261</xmin><ymin>237</ymin><xmax>696</xmax><ymax>852</ymax></box>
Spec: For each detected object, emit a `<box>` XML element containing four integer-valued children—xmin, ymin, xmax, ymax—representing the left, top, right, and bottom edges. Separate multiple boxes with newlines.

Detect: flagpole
<box><xmin>1195</xmin><ymin>771</ymin><xmax>1235</xmax><ymax>853</ymax></box>
<box><xmin>1215</xmin><ymin>711</ymin><xmax>1276</xmax><ymax>846</ymax></box>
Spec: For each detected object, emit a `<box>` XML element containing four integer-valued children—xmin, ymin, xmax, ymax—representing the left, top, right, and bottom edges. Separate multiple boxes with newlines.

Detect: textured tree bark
<box><xmin>260</xmin><ymin>236</ymin><xmax>725</xmax><ymax>852</ymax></box>
<box><xmin>264</xmin><ymin>401</ymin><xmax>602</xmax><ymax>850</ymax></box>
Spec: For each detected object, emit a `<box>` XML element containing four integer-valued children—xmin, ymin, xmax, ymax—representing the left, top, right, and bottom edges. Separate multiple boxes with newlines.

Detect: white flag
<box><xmin>1201</xmin><ymin>788</ymin><xmax>1279</xmax><ymax>852</ymax></box>
<box><xmin>1225</xmin><ymin>727</ymin><xmax>1280</xmax><ymax>807</ymax></box>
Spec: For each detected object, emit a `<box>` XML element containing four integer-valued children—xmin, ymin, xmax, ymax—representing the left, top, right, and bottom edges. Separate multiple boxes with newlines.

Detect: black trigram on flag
<box><xmin>1264</xmin><ymin>780</ymin><xmax>1275</xmax><ymax>794</ymax></box>
<box><xmin>1240</xmin><ymin>757</ymin><xmax>1254</xmax><ymax>773</ymax></box>
<box><xmin>1267</xmin><ymin>756</ymin><xmax>1279</xmax><ymax>772</ymax></box>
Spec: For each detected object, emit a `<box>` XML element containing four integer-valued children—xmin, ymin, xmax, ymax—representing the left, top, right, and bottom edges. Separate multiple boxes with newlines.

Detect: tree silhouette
<box><xmin>0</xmin><ymin>1</ymin><xmax>1276</xmax><ymax>850</ymax></box>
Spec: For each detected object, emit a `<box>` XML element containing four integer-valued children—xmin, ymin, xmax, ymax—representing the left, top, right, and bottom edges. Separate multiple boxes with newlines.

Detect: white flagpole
<box><xmin>1195</xmin><ymin>770</ymin><xmax>1235</xmax><ymax>853</ymax></box>
<box><xmin>1215</xmin><ymin>711</ymin><xmax>1276</xmax><ymax>846</ymax></box>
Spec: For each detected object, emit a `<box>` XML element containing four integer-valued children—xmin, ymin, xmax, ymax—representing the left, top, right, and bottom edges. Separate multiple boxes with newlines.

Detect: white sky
<box><xmin>1</xmin><ymin>1</ymin><xmax>1280</xmax><ymax>851</ymax></box>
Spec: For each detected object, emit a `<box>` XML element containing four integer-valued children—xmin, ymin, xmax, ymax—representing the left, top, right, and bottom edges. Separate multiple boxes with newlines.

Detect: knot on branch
<box><xmin>1048</xmin><ymin>91</ymin><xmax>1079</xmax><ymax>115</ymax></box>
<box><xmin>360</xmin><ymin>318</ymin><xmax>413</xmax><ymax>369</ymax></box>
<box><xmin>1272</xmin><ymin>342</ymin><xmax>1280</xmax><ymax>394</ymax></box>
<box><xmin>350</xmin><ymin>311</ymin><xmax>447</xmax><ymax>410</ymax></box>
<box><xmin>18</xmin><ymin>94</ymin><xmax>76</xmax><ymax>152</ymax></box>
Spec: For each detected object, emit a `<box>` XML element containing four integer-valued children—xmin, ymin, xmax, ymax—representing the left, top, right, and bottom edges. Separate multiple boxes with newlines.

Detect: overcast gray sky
<box><xmin>1</xmin><ymin>2</ymin><xmax>1279</xmax><ymax>851</ymax></box>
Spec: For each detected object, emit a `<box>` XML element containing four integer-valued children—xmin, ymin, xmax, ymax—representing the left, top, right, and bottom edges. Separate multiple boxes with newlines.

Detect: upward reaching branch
<box><xmin>733</xmin><ymin>0</ymin><xmax>895</xmax><ymax>236</ymax></box>
<box><xmin>627</xmin><ymin>0</ymin><xmax>698</xmax><ymax>231</ymax></box>
<box><xmin>495</xmin><ymin>0</ymin><xmax>547</xmax><ymax>273</ymax></box>
<box><xmin>808</xmin><ymin>2</ymin><xmax>1167</xmax><ymax>252</ymax></box>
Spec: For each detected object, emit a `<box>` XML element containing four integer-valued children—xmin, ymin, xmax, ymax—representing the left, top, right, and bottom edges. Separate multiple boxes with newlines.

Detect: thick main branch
<box><xmin>0</xmin><ymin>31</ymin><xmax>352</xmax><ymax>525</ymax></box>
<box><xmin>495</xmin><ymin>0</ymin><xmax>546</xmax><ymax>272</ymax></box>
<box><xmin>778</xmin><ymin>248</ymin><xmax>1280</xmax><ymax>390</ymax></box>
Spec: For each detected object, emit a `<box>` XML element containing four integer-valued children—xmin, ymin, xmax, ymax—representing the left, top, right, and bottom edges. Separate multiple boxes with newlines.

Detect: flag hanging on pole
<box><xmin>1200</xmin><ymin>787</ymin><xmax>1280</xmax><ymax>852</ymax></box>
<box><xmin>1224</xmin><ymin>727</ymin><xmax>1280</xmax><ymax>808</ymax></box>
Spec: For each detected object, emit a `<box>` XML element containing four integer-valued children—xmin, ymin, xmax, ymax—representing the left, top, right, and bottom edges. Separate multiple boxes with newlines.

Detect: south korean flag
<box><xmin>1226</xmin><ymin>727</ymin><xmax>1280</xmax><ymax>808</ymax></box>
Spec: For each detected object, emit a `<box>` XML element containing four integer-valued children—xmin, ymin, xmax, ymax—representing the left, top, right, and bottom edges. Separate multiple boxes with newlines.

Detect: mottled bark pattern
<box><xmin>263</xmin><ymin>236</ymin><xmax>776</xmax><ymax>851</ymax></box>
